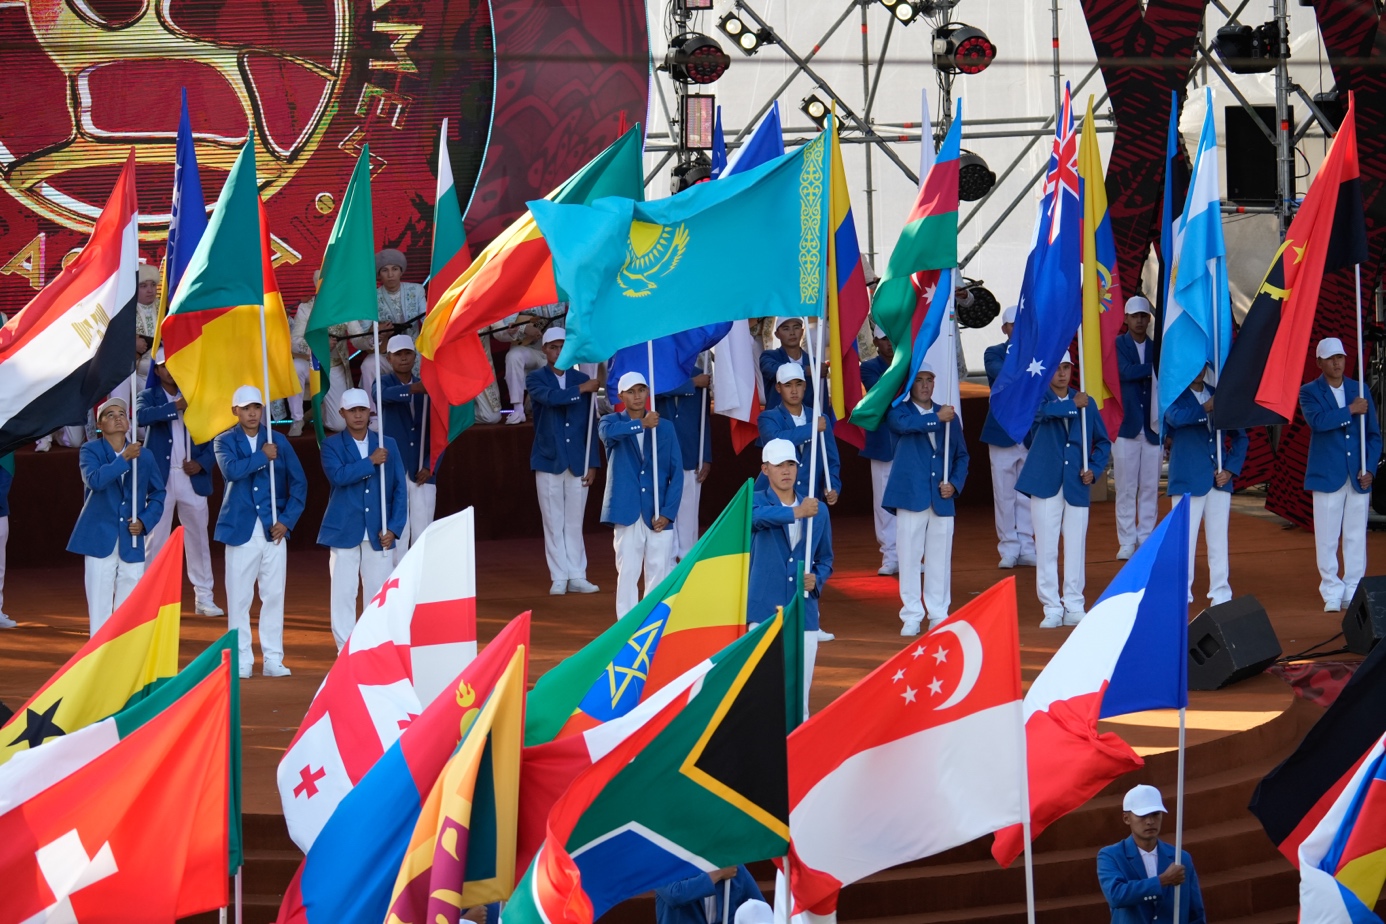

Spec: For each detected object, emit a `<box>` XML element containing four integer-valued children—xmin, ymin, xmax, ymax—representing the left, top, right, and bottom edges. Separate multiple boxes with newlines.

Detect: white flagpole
<box><xmin>1078</xmin><ymin>323</ymin><xmax>1091</xmax><ymax>473</ymax></box>
<box><xmin>418</xmin><ymin>393</ymin><xmax>429</xmax><ymax>476</ymax></box>
<box><xmin>943</xmin><ymin>291</ymin><xmax>956</xmax><ymax>484</ymax></box>
<box><xmin>1017</xmin><ymin>695</ymin><xmax>1037</xmax><ymax>924</ymax></box>
<box><xmin>1212</xmin><ymin>272</ymin><xmax>1223</xmax><ymax>472</ymax></box>
<box><xmin>234</xmin><ymin>867</ymin><xmax>243</xmax><ymax>924</ymax></box>
<box><xmin>130</xmin><ymin>369</ymin><xmax>139</xmax><ymax>548</ymax></box>
<box><xmin>1357</xmin><ymin>264</ymin><xmax>1368</xmax><ymax>476</ymax></box>
<box><xmin>647</xmin><ymin>339</ymin><xmax>659</xmax><ymax>520</ymax></box>
<box><xmin>722</xmin><ymin>877</ymin><xmax>732</xmax><ymax>924</ymax></box>
<box><xmin>804</xmin><ymin>317</ymin><xmax>827</xmax><ymax>598</ymax></box>
<box><xmin>698</xmin><ymin>356</ymin><xmax>709</xmax><ymax>484</ymax></box>
<box><xmin>257</xmin><ymin>304</ymin><xmax>279</xmax><ymax>536</ymax></box>
<box><xmin>1172</xmin><ymin>705</ymin><xmax>1187</xmax><ymax>924</ymax></box>
<box><xmin>373</xmin><ymin>321</ymin><xmax>389</xmax><ymax>537</ymax></box>
<box><xmin>583</xmin><ymin>377</ymin><xmax>597</xmax><ymax>477</ymax></box>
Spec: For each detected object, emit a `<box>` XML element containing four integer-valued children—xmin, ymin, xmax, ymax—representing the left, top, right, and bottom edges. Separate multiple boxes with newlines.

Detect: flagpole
<box><xmin>1212</xmin><ymin>272</ymin><xmax>1224</xmax><ymax>473</ymax></box>
<box><xmin>646</xmin><ymin>339</ymin><xmax>661</xmax><ymax>521</ymax></box>
<box><xmin>805</xmin><ymin>316</ymin><xmax>827</xmax><ymax>599</ymax></box>
<box><xmin>1017</xmin><ymin>690</ymin><xmax>1037</xmax><ymax>924</ymax></box>
<box><xmin>373</xmin><ymin>321</ymin><xmax>389</xmax><ymax>538</ymax></box>
<box><xmin>1357</xmin><ymin>263</ymin><xmax>1368</xmax><ymax>477</ymax></box>
<box><xmin>258</xmin><ymin>304</ymin><xmax>279</xmax><ymax>536</ymax></box>
<box><xmin>234</xmin><ymin>866</ymin><xmax>243</xmax><ymax>924</ymax></box>
<box><xmin>698</xmin><ymin>353</ymin><xmax>709</xmax><ymax>487</ymax></box>
<box><xmin>419</xmin><ymin>393</ymin><xmax>429</xmax><ymax>476</ymax></box>
<box><xmin>1173</xmin><ymin>705</ymin><xmax>1186</xmax><ymax>924</ymax></box>
<box><xmin>943</xmin><ymin>295</ymin><xmax>955</xmax><ymax>485</ymax></box>
<box><xmin>583</xmin><ymin>376</ymin><xmax>597</xmax><ymax>482</ymax></box>
<box><xmin>1078</xmin><ymin>324</ymin><xmax>1091</xmax><ymax>473</ymax></box>
<box><xmin>130</xmin><ymin>366</ymin><xmax>139</xmax><ymax>549</ymax></box>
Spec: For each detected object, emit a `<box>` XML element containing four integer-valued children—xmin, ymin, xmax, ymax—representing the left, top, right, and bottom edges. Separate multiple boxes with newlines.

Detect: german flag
<box><xmin>0</xmin><ymin>528</ymin><xmax>184</xmax><ymax>765</ymax></box>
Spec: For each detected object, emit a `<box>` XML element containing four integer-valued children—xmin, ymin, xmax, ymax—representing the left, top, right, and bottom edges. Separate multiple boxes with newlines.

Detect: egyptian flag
<box><xmin>0</xmin><ymin>151</ymin><xmax>138</xmax><ymax>456</ymax></box>
<box><xmin>1215</xmin><ymin>93</ymin><xmax>1367</xmax><ymax>428</ymax></box>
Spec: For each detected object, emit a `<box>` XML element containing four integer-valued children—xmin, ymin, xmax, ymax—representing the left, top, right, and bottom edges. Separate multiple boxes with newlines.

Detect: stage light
<box><xmin>1211</xmin><ymin>22</ymin><xmax>1282</xmax><ymax>75</ymax></box>
<box><xmin>958</xmin><ymin>150</ymin><xmax>995</xmax><ymax>201</ymax></box>
<box><xmin>680</xmin><ymin>0</ymin><xmax>714</xmax><ymax>8</ymax></box>
<box><xmin>955</xmin><ymin>279</ymin><xmax>1001</xmax><ymax>329</ymax></box>
<box><xmin>800</xmin><ymin>95</ymin><xmax>829</xmax><ymax>129</ymax></box>
<box><xmin>718</xmin><ymin>12</ymin><xmax>768</xmax><ymax>55</ymax></box>
<box><xmin>682</xmin><ymin>93</ymin><xmax>716</xmax><ymax>149</ymax></box>
<box><xmin>933</xmin><ymin>24</ymin><xmax>995</xmax><ymax>75</ymax></box>
<box><xmin>672</xmin><ymin>156</ymin><xmax>714</xmax><ymax>194</ymax></box>
<box><xmin>878</xmin><ymin>0</ymin><xmax>921</xmax><ymax>25</ymax></box>
<box><xmin>664</xmin><ymin>32</ymin><xmax>730</xmax><ymax>85</ymax></box>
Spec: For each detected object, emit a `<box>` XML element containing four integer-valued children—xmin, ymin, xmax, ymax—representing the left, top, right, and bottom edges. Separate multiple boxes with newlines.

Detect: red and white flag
<box><xmin>786</xmin><ymin>579</ymin><xmax>1026</xmax><ymax>916</ymax></box>
<box><xmin>278</xmin><ymin>509</ymin><xmax>478</xmax><ymax>852</ymax></box>
<box><xmin>711</xmin><ymin>320</ymin><xmax>764</xmax><ymax>454</ymax></box>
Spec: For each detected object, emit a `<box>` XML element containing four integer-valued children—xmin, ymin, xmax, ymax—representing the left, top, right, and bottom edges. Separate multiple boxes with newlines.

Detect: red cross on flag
<box><xmin>277</xmin><ymin>509</ymin><xmax>478</xmax><ymax>853</ymax></box>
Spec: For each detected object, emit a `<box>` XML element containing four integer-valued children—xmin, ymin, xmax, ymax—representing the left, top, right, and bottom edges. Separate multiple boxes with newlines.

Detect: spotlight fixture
<box><xmin>878</xmin><ymin>0</ymin><xmax>921</xmax><ymax>25</ymax></box>
<box><xmin>664</xmin><ymin>32</ymin><xmax>730</xmax><ymax>85</ymax></box>
<box><xmin>933</xmin><ymin>23</ymin><xmax>995</xmax><ymax>75</ymax></box>
<box><xmin>672</xmin><ymin>155</ymin><xmax>714</xmax><ymax>194</ymax></box>
<box><xmin>954</xmin><ymin>279</ymin><xmax>1001</xmax><ymax>329</ymax></box>
<box><xmin>718</xmin><ymin>12</ymin><xmax>770</xmax><ymax>55</ymax></box>
<box><xmin>800</xmin><ymin>94</ymin><xmax>829</xmax><ymax>129</ymax></box>
<box><xmin>957</xmin><ymin>150</ymin><xmax>995</xmax><ymax>201</ymax></box>
<box><xmin>1211</xmin><ymin>22</ymin><xmax>1283</xmax><ymax>75</ymax></box>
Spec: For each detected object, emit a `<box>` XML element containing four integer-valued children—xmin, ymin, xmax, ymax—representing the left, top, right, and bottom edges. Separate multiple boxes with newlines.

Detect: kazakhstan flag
<box><xmin>534</xmin><ymin>132</ymin><xmax>831</xmax><ymax>368</ymax></box>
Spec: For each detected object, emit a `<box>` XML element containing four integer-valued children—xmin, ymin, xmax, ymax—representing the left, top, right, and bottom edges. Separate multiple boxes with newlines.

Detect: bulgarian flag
<box><xmin>0</xmin><ymin>528</ymin><xmax>185</xmax><ymax>766</ymax></box>
<box><xmin>162</xmin><ymin>131</ymin><xmax>299</xmax><ymax>444</ymax></box>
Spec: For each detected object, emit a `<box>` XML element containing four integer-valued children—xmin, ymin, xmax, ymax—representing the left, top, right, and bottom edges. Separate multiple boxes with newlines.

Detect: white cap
<box><xmin>774</xmin><ymin>316</ymin><xmax>804</xmax><ymax>332</ymax></box>
<box><xmin>232</xmin><ymin>385</ymin><xmax>263</xmax><ymax>408</ymax></box>
<box><xmin>1002</xmin><ymin>305</ymin><xmax>1017</xmax><ymax>325</ymax></box>
<box><xmin>340</xmin><ymin>388</ymin><xmax>371</xmax><ymax>410</ymax></box>
<box><xmin>154</xmin><ymin>346</ymin><xmax>166</xmax><ymax>365</ymax></box>
<box><xmin>1317</xmin><ymin>337</ymin><xmax>1347</xmax><ymax>360</ymax></box>
<box><xmin>542</xmin><ymin>327</ymin><xmax>566</xmax><ymax>346</ymax></box>
<box><xmin>1125</xmin><ymin>295</ymin><xmax>1153</xmax><ymax>316</ymax></box>
<box><xmin>734</xmin><ymin>901</ymin><xmax>774</xmax><ymax>924</ymax></box>
<box><xmin>775</xmin><ymin>362</ymin><xmax>806</xmax><ymax>385</ymax></box>
<box><xmin>914</xmin><ymin>363</ymin><xmax>935</xmax><ymax>378</ymax></box>
<box><xmin>1058</xmin><ymin>350</ymin><xmax>1073</xmax><ymax>366</ymax></box>
<box><xmin>761</xmin><ymin>438</ymin><xmax>797</xmax><ymax>466</ymax></box>
<box><xmin>1123</xmin><ymin>784</ymin><xmax>1169</xmax><ymax>817</ymax></box>
<box><xmin>617</xmin><ymin>371</ymin><xmax>648</xmax><ymax>393</ymax></box>
<box><xmin>872</xmin><ymin>323</ymin><xmax>887</xmax><ymax>339</ymax></box>
<box><xmin>97</xmin><ymin>396</ymin><xmax>128</xmax><ymax>418</ymax></box>
<box><xmin>386</xmin><ymin>334</ymin><xmax>415</xmax><ymax>354</ymax></box>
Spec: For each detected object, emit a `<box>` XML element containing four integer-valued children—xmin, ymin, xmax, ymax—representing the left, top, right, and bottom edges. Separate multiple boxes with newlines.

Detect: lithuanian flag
<box><xmin>162</xmin><ymin>131</ymin><xmax>299</xmax><ymax>443</ymax></box>
<box><xmin>0</xmin><ymin>528</ymin><xmax>185</xmax><ymax>766</ymax></box>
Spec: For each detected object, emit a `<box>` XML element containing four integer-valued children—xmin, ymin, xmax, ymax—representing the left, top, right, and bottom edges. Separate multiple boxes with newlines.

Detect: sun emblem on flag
<box><xmin>618</xmin><ymin>221</ymin><xmax>690</xmax><ymax>298</ymax></box>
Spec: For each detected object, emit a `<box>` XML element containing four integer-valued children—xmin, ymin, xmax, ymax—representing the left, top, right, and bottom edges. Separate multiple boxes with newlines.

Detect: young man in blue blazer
<box><xmin>983</xmin><ymin>305</ymin><xmax>1036</xmax><ymax>569</ymax></box>
<box><xmin>137</xmin><ymin>348</ymin><xmax>222</xmax><ymax>616</ymax></box>
<box><xmin>656</xmin><ymin>360</ymin><xmax>712</xmax><ymax>563</ymax></box>
<box><xmin>1164</xmin><ymin>366</ymin><xmax>1247</xmax><ymax>606</ymax></box>
<box><xmin>528</xmin><ymin>327</ymin><xmax>602</xmax><ymax>596</ymax></box>
<box><xmin>599</xmin><ymin>371</ymin><xmax>683</xmax><ymax>618</ymax></box>
<box><xmin>756</xmin><ymin>363</ymin><xmax>841</xmax><ymax>504</ymax></box>
<box><xmin>1017</xmin><ymin>352</ymin><xmax>1111</xmax><ymax>627</ymax></box>
<box><xmin>758</xmin><ymin>316</ymin><xmax>815</xmax><ymax>412</ymax></box>
<box><xmin>68</xmin><ymin>396</ymin><xmax>166</xmax><ymax>634</ymax></box>
<box><xmin>1113</xmin><ymin>297</ymin><xmax>1161</xmax><ymax>560</ymax></box>
<box><xmin>1301</xmin><ymin>337</ymin><xmax>1382</xmax><ymax>611</ymax></box>
<box><xmin>377</xmin><ymin>334</ymin><xmax>435</xmax><ymax>564</ymax></box>
<box><xmin>884</xmin><ymin>366</ymin><xmax>968</xmax><ymax>636</ymax></box>
<box><xmin>214</xmin><ymin>385</ymin><xmax>308</xmax><ymax>678</ymax></box>
<box><xmin>654</xmin><ymin>866</ymin><xmax>764</xmax><ymax>924</ymax></box>
<box><xmin>1097</xmin><ymin>785</ymin><xmax>1206</xmax><ymax>924</ymax></box>
<box><xmin>861</xmin><ymin>324</ymin><xmax>900</xmax><ymax>576</ymax></box>
<box><xmin>319</xmin><ymin>387</ymin><xmax>408</xmax><ymax>650</ymax></box>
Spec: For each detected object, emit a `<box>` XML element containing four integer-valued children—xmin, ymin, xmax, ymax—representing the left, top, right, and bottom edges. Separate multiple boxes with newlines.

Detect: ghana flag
<box><xmin>0</xmin><ymin>528</ymin><xmax>185</xmax><ymax>765</ymax></box>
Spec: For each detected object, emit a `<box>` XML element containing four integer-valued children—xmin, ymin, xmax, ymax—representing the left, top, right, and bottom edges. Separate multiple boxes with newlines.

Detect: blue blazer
<box><xmin>317</xmin><ymin>430</ymin><xmax>409</xmax><ymax>550</ymax></box>
<box><xmin>654</xmin><ymin>866</ymin><xmax>764</xmax><ymax>924</ymax></box>
<box><xmin>528</xmin><ymin>366</ymin><xmax>601</xmax><ymax>476</ymax></box>
<box><xmin>1301</xmin><ymin>375</ymin><xmax>1383</xmax><ymax>494</ymax></box>
<box><xmin>135</xmin><ymin>385</ymin><xmax>215</xmax><ymax>496</ymax></box>
<box><xmin>858</xmin><ymin>355</ymin><xmax>898</xmax><ymax>462</ymax></box>
<box><xmin>656</xmin><ymin>376</ymin><xmax>712</xmax><ymax>472</ymax></box>
<box><xmin>67</xmin><ymin>439</ymin><xmax>166</xmax><ymax>563</ymax></box>
<box><xmin>981</xmin><ymin>340</ymin><xmax>1018</xmax><ymax>448</ymax></box>
<box><xmin>749</xmin><ymin>488</ymin><xmax>831</xmax><ymax>632</ymax></box>
<box><xmin>759</xmin><ymin>346</ymin><xmax>816</xmax><ymax>411</ymax></box>
<box><xmin>0</xmin><ymin>462</ymin><xmax>12</xmax><ymax>518</ymax></box>
<box><xmin>598</xmin><ymin>412</ymin><xmax>684</xmax><ymax>528</ymax></box>
<box><xmin>212</xmin><ymin>427</ymin><xmax>308</xmax><ymax>545</ymax></box>
<box><xmin>1164</xmin><ymin>385</ymin><xmax>1247</xmax><ymax>497</ymax></box>
<box><xmin>1115</xmin><ymin>333</ymin><xmax>1158</xmax><ymax>443</ymax></box>
<box><xmin>379</xmin><ymin>372</ymin><xmax>435</xmax><ymax>483</ymax></box>
<box><xmin>882</xmin><ymin>401</ymin><xmax>969</xmax><ymax>516</ymax></box>
<box><xmin>1097</xmin><ymin>837</ymin><xmax>1206</xmax><ymax>924</ymax></box>
<box><xmin>755</xmin><ymin>405</ymin><xmax>842</xmax><ymax>500</ymax></box>
<box><xmin>1017</xmin><ymin>388</ymin><xmax>1112</xmax><ymax>507</ymax></box>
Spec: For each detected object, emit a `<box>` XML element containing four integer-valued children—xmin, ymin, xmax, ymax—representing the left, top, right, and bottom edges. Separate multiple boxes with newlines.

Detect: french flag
<box><xmin>993</xmin><ymin>499</ymin><xmax>1190</xmax><ymax>866</ymax></box>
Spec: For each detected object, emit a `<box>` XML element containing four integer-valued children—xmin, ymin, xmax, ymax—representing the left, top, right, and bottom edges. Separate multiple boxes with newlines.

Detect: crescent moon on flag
<box><xmin>933</xmin><ymin>620</ymin><xmax>983</xmax><ymax>710</ymax></box>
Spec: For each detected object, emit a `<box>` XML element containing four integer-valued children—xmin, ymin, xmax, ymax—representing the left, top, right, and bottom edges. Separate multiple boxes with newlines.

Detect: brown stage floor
<box><xmin>0</xmin><ymin>496</ymin><xmax>1365</xmax><ymax>815</ymax></box>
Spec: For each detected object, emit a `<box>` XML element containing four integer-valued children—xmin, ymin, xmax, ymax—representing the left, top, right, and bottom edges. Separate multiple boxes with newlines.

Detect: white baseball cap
<box><xmin>542</xmin><ymin>327</ymin><xmax>566</xmax><ymax>346</ymax></box>
<box><xmin>1123</xmin><ymin>784</ymin><xmax>1169</xmax><ymax>817</ymax></box>
<box><xmin>775</xmin><ymin>362</ymin><xmax>806</xmax><ymax>385</ymax></box>
<box><xmin>774</xmin><ymin>316</ymin><xmax>805</xmax><ymax>331</ymax></box>
<box><xmin>340</xmin><ymin>388</ymin><xmax>371</xmax><ymax>410</ymax></box>
<box><xmin>761</xmin><ymin>438</ymin><xmax>797</xmax><ymax>466</ymax></box>
<box><xmin>914</xmin><ymin>362</ymin><xmax>936</xmax><ymax>378</ymax></box>
<box><xmin>1058</xmin><ymin>351</ymin><xmax>1074</xmax><ymax>366</ymax></box>
<box><xmin>734</xmin><ymin>901</ymin><xmax>774</xmax><ymax>924</ymax></box>
<box><xmin>232</xmin><ymin>385</ymin><xmax>263</xmax><ymax>408</ymax></box>
<box><xmin>617</xmin><ymin>371</ymin><xmax>647</xmax><ymax>393</ymax></box>
<box><xmin>97</xmin><ymin>396</ymin><xmax>128</xmax><ymax>418</ymax></box>
<box><xmin>1125</xmin><ymin>295</ymin><xmax>1154</xmax><ymax>316</ymax></box>
<box><xmin>154</xmin><ymin>346</ymin><xmax>166</xmax><ymax>365</ymax></box>
<box><xmin>872</xmin><ymin>323</ymin><xmax>887</xmax><ymax>339</ymax></box>
<box><xmin>1002</xmin><ymin>305</ymin><xmax>1017</xmax><ymax>325</ymax></box>
<box><xmin>386</xmin><ymin>334</ymin><xmax>415</xmax><ymax>354</ymax></box>
<box><xmin>1317</xmin><ymin>337</ymin><xmax>1347</xmax><ymax>360</ymax></box>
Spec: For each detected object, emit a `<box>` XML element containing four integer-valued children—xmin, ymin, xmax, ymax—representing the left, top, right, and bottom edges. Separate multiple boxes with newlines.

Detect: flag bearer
<box><xmin>377</xmin><ymin>334</ymin><xmax>435</xmax><ymax>563</ymax></box>
<box><xmin>860</xmin><ymin>324</ymin><xmax>900</xmax><ymax>576</ymax></box>
<box><xmin>319</xmin><ymin>388</ymin><xmax>408</xmax><ymax>649</ymax></box>
<box><xmin>757</xmin><ymin>363</ymin><xmax>840</xmax><ymax>504</ymax></box>
<box><xmin>656</xmin><ymin>359</ymin><xmax>712</xmax><ymax>561</ymax></box>
<box><xmin>655</xmin><ymin>866</ymin><xmax>765</xmax><ymax>924</ymax></box>
<box><xmin>1017</xmin><ymin>353</ymin><xmax>1111</xmax><ymax>627</ymax></box>
<box><xmin>599</xmin><ymin>371</ymin><xmax>683</xmax><ymax>618</ymax></box>
<box><xmin>1165</xmin><ymin>367</ymin><xmax>1247</xmax><ymax>606</ymax></box>
<box><xmin>0</xmin><ymin>456</ymin><xmax>11</xmax><ymax>628</ymax></box>
<box><xmin>138</xmin><ymin>349</ymin><xmax>222</xmax><ymax>616</ymax></box>
<box><xmin>758</xmin><ymin>316</ymin><xmax>816</xmax><ymax>411</ymax></box>
<box><xmin>214</xmin><ymin>385</ymin><xmax>308</xmax><ymax>678</ymax></box>
<box><xmin>1301</xmin><ymin>337</ymin><xmax>1381</xmax><ymax>612</ymax></box>
<box><xmin>1113</xmin><ymin>296</ymin><xmax>1161</xmax><ymax>560</ymax></box>
<box><xmin>884</xmin><ymin>366</ymin><xmax>968</xmax><ymax>636</ymax></box>
<box><xmin>528</xmin><ymin>327</ymin><xmax>602</xmax><ymax>596</ymax></box>
<box><xmin>69</xmin><ymin>397</ymin><xmax>166</xmax><ymax>634</ymax></box>
<box><xmin>983</xmin><ymin>305</ymin><xmax>1035</xmax><ymax>569</ymax></box>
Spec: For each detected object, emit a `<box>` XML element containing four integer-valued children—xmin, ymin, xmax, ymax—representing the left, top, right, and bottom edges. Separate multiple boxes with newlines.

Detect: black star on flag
<box><xmin>9</xmin><ymin>698</ymin><xmax>65</xmax><ymax>750</ymax></box>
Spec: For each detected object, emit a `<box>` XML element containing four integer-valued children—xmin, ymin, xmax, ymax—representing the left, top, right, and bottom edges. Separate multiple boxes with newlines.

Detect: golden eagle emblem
<box><xmin>618</xmin><ymin>221</ymin><xmax>690</xmax><ymax>298</ymax></box>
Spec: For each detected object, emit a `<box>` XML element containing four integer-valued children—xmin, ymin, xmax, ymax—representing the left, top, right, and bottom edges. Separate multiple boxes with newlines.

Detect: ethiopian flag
<box><xmin>162</xmin><ymin>131</ymin><xmax>298</xmax><ymax>443</ymax></box>
<box><xmin>0</xmin><ymin>528</ymin><xmax>185</xmax><ymax>765</ymax></box>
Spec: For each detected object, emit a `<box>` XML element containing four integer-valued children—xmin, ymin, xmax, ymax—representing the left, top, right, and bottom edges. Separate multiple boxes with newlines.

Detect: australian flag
<box><xmin>989</xmin><ymin>83</ymin><xmax>1083</xmax><ymax>444</ymax></box>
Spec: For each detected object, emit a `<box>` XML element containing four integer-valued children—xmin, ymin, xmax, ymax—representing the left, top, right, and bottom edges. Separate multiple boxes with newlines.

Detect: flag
<box><xmin>161</xmin><ymin>132</ymin><xmax>298</xmax><ymax>443</ymax></box>
<box><xmin>992</xmin><ymin>499</ymin><xmax>1190</xmax><ymax>866</ymax></box>
<box><xmin>504</xmin><ymin>614</ymin><xmax>791</xmax><ymax>924</ymax></box>
<box><xmin>788</xmin><ymin>579</ymin><xmax>1024</xmax><ymax>914</ymax></box>
<box><xmin>543</xmin><ymin>131</ymin><xmax>832</xmax><ymax>368</ymax></box>
<box><xmin>988</xmin><ymin>83</ymin><xmax>1083</xmax><ymax>445</ymax></box>
<box><xmin>1149</xmin><ymin>92</ymin><xmax>1183</xmax><ymax>434</ymax></box>
<box><xmin>276</xmin><ymin>615</ymin><xmax>529</xmax><ymax>924</ymax></box>
<box><xmin>825</xmin><ymin>118</ymin><xmax>870</xmax><ymax>450</ymax></box>
<box><xmin>607</xmin><ymin>323</ymin><xmax>732</xmax><ymax>399</ymax></box>
<box><xmin>723</xmin><ymin>102</ymin><xmax>784</xmax><ymax>177</ymax></box>
<box><xmin>0</xmin><ymin>635</ymin><xmax>239</xmax><ymax>923</ymax></box>
<box><xmin>1296</xmin><ymin>731</ymin><xmax>1386</xmax><ymax>923</ymax></box>
<box><xmin>1078</xmin><ymin>94</ymin><xmax>1125</xmax><ymax>437</ymax></box>
<box><xmin>279</xmin><ymin>510</ymin><xmax>479</xmax><ymax>852</ymax></box>
<box><xmin>851</xmin><ymin>103</ymin><xmax>961</xmax><ymax>432</ymax></box>
<box><xmin>0</xmin><ymin>528</ymin><xmax>184</xmax><ymax>766</ymax></box>
<box><xmin>1216</xmin><ymin>93</ymin><xmax>1366</xmax><ymax>428</ymax></box>
<box><xmin>0</xmin><ymin>151</ymin><xmax>138</xmax><ymax>456</ymax></box>
<box><xmin>1157</xmin><ymin>88</ymin><xmax>1231</xmax><ymax>424</ymax></box>
<box><xmin>416</xmin><ymin>127</ymin><xmax>646</xmax><ymax>407</ymax></box>
<box><xmin>151</xmin><ymin>89</ymin><xmax>208</xmax><ymax>356</ymax></box>
<box><xmin>710</xmin><ymin>106</ymin><xmax>727</xmax><ymax>179</ymax></box>
<box><xmin>383</xmin><ymin>640</ymin><xmax>527</xmax><ymax>921</ymax></box>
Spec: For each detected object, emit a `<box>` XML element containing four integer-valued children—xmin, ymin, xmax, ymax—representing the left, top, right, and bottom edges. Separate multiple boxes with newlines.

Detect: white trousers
<box><xmin>392</xmin><ymin>478</ymin><xmax>438</xmax><ymax>565</ymax></box>
<box><xmin>803</xmin><ymin>632</ymin><xmax>819</xmax><ymax>721</ymax></box>
<box><xmin>896</xmin><ymin>507</ymin><xmax>954</xmax><ymax>626</ymax></box>
<box><xmin>536</xmin><ymin>471</ymin><xmax>590</xmax><ymax>582</ymax></box>
<box><xmin>1313</xmin><ymin>484</ymin><xmax>1370</xmax><ymax>607</ymax></box>
<box><xmin>1031</xmin><ymin>493</ymin><xmax>1088</xmax><ymax>618</ymax></box>
<box><xmin>870</xmin><ymin>459</ymin><xmax>898</xmax><ymax>569</ymax></box>
<box><xmin>989</xmin><ymin>444</ymin><xmax>1035</xmax><ymax>560</ymax></box>
<box><xmin>322</xmin><ymin>365</ymin><xmax>350</xmax><ymax>432</ymax></box>
<box><xmin>673</xmin><ymin>469</ymin><xmax>702</xmax><ymax>561</ymax></box>
<box><xmin>1114</xmin><ymin>437</ymin><xmax>1162</xmax><ymax>548</ymax></box>
<box><xmin>329</xmin><ymin>539</ymin><xmax>396</xmax><ymax>651</ymax></box>
<box><xmin>612</xmin><ymin>521</ymin><xmax>674</xmax><ymax>618</ymax></box>
<box><xmin>0</xmin><ymin>515</ymin><xmax>6</xmax><ymax>612</ymax></box>
<box><xmin>289</xmin><ymin>356</ymin><xmax>313</xmax><ymax>421</ymax></box>
<box><xmin>84</xmin><ymin>549</ymin><xmax>144</xmax><ymax>635</ymax></box>
<box><xmin>146</xmin><ymin>466</ymin><xmax>215</xmax><ymax>606</ymax></box>
<box><xmin>505</xmin><ymin>345</ymin><xmax>546</xmax><ymax>407</ymax></box>
<box><xmin>225</xmin><ymin>522</ymin><xmax>287</xmax><ymax>670</ymax></box>
<box><xmin>1173</xmin><ymin>491</ymin><xmax>1232</xmax><ymax>606</ymax></box>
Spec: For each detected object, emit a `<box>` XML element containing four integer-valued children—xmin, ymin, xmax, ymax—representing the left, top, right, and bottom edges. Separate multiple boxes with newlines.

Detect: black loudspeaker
<box><xmin>1188</xmin><ymin>596</ymin><xmax>1283</xmax><ymax>690</ymax></box>
<box><xmin>1343</xmin><ymin>577</ymin><xmax>1386</xmax><ymax>655</ymax></box>
<box><xmin>1224</xmin><ymin>105</ymin><xmax>1294</xmax><ymax>206</ymax></box>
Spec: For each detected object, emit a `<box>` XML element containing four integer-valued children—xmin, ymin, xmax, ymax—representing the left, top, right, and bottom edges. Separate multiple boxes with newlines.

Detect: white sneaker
<box><xmin>288</xmin><ymin>419</ymin><xmax>305</xmax><ymax>437</ymax></box>
<box><xmin>505</xmin><ymin>406</ymin><xmax>527</xmax><ymax>425</ymax></box>
<box><xmin>877</xmin><ymin>563</ymin><xmax>899</xmax><ymax>576</ymax></box>
<box><xmin>998</xmin><ymin>557</ymin><xmax>1017</xmax><ymax>569</ymax></box>
<box><xmin>262</xmin><ymin>660</ymin><xmax>292</xmax><ymax>678</ymax></box>
<box><xmin>1039</xmin><ymin>615</ymin><xmax>1063</xmax><ymax>629</ymax></box>
<box><xmin>1063</xmin><ymin>610</ymin><xmax>1085</xmax><ymax>626</ymax></box>
<box><xmin>815</xmin><ymin>629</ymin><xmax>835</xmax><ymax>642</ymax></box>
<box><xmin>927</xmin><ymin>617</ymin><xmax>946</xmax><ymax>631</ymax></box>
<box><xmin>239</xmin><ymin>664</ymin><xmax>252</xmax><ymax>680</ymax></box>
<box><xmin>568</xmin><ymin>578</ymin><xmax>600</xmax><ymax>594</ymax></box>
<box><xmin>1325</xmin><ymin>599</ymin><xmax>1343</xmax><ymax>613</ymax></box>
<box><xmin>195</xmin><ymin>601</ymin><xmax>225</xmax><ymax>617</ymax></box>
<box><xmin>900</xmin><ymin>619</ymin><xmax>922</xmax><ymax>637</ymax></box>
<box><xmin>1017</xmin><ymin>554</ymin><xmax>1037</xmax><ymax>567</ymax></box>
<box><xmin>1116</xmin><ymin>545</ymin><xmax>1135</xmax><ymax>561</ymax></box>
<box><xmin>550</xmin><ymin>580</ymin><xmax>568</xmax><ymax>595</ymax></box>
<box><xmin>0</xmin><ymin>613</ymin><xmax>16</xmax><ymax>629</ymax></box>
